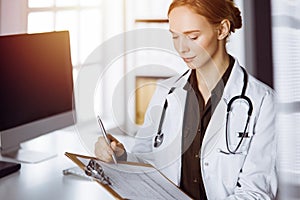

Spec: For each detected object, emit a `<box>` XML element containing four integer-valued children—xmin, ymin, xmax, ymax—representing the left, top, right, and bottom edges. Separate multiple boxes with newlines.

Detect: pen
<box><xmin>97</xmin><ymin>116</ymin><xmax>118</xmax><ymax>164</ymax></box>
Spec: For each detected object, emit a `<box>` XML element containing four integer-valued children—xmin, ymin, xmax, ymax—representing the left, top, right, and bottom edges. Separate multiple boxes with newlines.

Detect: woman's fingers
<box><xmin>111</xmin><ymin>141</ymin><xmax>125</xmax><ymax>157</ymax></box>
<box><xmin>94</xmin><ymin>134</ymin><xmax>126</xmax><ymax>162</ymax></box>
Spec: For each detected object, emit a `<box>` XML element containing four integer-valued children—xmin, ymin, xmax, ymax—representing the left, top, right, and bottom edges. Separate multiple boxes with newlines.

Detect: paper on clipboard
<box><xmin>65</xmin><ymin>152</ymin><xmax>191</xmax><ymax>200</ymax></box>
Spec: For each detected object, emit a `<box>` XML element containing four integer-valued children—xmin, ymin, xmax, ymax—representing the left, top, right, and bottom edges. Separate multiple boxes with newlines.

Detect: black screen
<box><xmin>0</xmin><ymin>31</ymin><xmax>73</xmax><ymax>131</ymax></box>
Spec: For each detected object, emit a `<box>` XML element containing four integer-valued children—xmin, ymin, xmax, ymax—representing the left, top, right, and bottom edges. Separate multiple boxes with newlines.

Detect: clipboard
<box><xmin>65</xmin><ymin>152</ymin><xmax>192</xmax><ymax>200</ymax></box>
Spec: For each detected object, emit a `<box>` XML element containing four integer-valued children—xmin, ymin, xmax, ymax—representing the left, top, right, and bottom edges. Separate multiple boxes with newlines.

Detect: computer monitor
<box><xmin>0</xmin><ymin>31</ymin><xmax>76</xmax><ymax>163</ymax></box>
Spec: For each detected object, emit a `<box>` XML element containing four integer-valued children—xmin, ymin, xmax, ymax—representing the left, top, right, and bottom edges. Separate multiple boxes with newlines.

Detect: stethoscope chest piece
<box><xmin>153</xmin><ymin>86</ymin><xmax>177</xmax><ymax>148</ymax></box>
<box><xmin>154</xmin><ymin>132</ymin><xmax>164</xmax><ymax>148</ymax></box>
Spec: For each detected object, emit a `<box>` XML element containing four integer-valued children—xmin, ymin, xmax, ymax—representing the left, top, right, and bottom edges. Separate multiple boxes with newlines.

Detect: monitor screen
<box><xmin>0</xmin><ymin>31</ymin><xmax>75</xmax><ymax>160</ymax></box>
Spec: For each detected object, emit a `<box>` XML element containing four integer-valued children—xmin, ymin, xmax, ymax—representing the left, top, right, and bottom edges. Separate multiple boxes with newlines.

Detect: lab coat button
<box><xmin>204</xmin><ymin>162</ymin><xmax>209</xmax><ymax>166</ymax></box>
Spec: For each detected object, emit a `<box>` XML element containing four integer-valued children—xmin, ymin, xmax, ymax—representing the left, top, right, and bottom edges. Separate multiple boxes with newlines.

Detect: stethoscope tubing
<box><xmin>153</xmin><ymin>67</ymin><xmax>253</xmax><ymax>155</ymax></box>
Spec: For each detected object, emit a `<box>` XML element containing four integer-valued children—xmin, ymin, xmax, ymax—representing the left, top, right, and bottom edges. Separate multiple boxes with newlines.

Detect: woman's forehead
<box><xmin>168</xmin><ymin>6</ymin><xmax>213</xmax><ymax>34</ymax></box>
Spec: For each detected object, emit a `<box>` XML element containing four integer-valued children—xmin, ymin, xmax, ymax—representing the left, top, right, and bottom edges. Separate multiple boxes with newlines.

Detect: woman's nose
<box><xmin>177</xmin><ymin>37</ymin><xmax>190</xmax><ymax>54</ymax></box>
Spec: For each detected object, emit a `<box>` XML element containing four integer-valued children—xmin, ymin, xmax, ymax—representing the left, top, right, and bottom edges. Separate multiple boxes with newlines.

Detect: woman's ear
<box><xmin>217</xmin><ymin>19</ymin><xmax>231</xmax><ymax>40</ymax></box>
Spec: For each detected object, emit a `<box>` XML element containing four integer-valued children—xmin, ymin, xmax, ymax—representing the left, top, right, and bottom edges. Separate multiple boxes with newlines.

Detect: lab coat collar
<box><xmin>175</xmin><ymin>58</ymin><xmax>244</xmax><ymax>102</ymax></box>
<box><xmin>174</xmin><ymin>57</ymin><xmax>245</xmax><ymax>104</ymax></box>
<box><xmin>222</xmin><ymin>58</ymin><xmax>245</xmax><ymax>102</ymax></box>
<box><xmin>173</xmin><ymin>69</ymin><xmax>191</xmax><ymax>89</ymax></box>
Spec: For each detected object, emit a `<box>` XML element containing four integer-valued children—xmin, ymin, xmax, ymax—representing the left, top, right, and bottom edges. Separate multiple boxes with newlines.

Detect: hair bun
<box><xmin>227</xmin><ymin>0</ymin><xmax>242</xmax><ymax>32</ymax></box>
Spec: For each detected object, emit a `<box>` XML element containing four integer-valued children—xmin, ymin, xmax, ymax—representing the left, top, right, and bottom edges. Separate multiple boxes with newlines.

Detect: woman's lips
<box><xmin>182</xmin><ymin>56</ymin><xmax>196</xmax><ymax>63</ymax></box>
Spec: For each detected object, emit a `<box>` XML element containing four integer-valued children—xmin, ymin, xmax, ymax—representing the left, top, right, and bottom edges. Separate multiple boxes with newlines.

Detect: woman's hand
<box><xmin>94</xmin><ymin>134</ymin><xmax>126</xmax><ymax>162</ymax></box>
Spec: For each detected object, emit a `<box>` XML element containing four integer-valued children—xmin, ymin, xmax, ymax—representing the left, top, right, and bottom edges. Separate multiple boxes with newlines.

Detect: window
<box><xmin>27</xmin><ymin>0</ymin><xmax>103</xmax><ymax>68</ymax></box>
<box><xmin>26</xmin><ymin>0</ymin><xmax>108</xmax><ymax>122</ymax></box>
<box><xmin>272</xmin><ymin>0</ymin><xmax>300</xmax><ymax>198</ymax></box>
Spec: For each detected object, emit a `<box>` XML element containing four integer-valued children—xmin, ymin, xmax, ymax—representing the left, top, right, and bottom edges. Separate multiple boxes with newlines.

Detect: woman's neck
<box><xmin>195</xmin><ymin>52</ymin><xmax>230</xmax><ymax>104</ymax></box>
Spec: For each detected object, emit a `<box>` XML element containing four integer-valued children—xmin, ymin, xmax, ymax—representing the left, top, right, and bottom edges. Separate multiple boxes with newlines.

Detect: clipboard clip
<box><xmin>84</xmin><ymin>159</ymin><xmax>112</xmax><ymax>185</ymax></box>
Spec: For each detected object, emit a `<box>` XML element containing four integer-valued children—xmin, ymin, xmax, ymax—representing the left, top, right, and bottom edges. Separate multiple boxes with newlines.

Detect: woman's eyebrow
<box><xmin>169</xmin><ymin>29</ymin><xmax>201</xmax><ymax>34</ymax></box>
<box><xmin>183</xmin><ymin>30</ymin><xmax>201</xmax><ymax>34</ymax></box>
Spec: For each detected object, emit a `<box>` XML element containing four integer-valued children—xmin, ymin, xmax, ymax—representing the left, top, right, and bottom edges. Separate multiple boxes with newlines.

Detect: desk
<box><xmin>0</xmin><ymin>123</ymin><xmax>130</xmax><ymax>200</ymax></box>
<box><xmin>2</xmin><ymin>123</ymin><xmax>300</xmax><ymax>200</ymax></box>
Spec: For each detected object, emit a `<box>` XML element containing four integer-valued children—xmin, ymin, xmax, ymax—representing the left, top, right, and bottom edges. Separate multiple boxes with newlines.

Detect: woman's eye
<box><xmin>172</xmin><ymin>35</ymin><xmax>179</xmax><ymax>39</ymax></box>
<box><xmin>188</xmin><ymin>36</ymin><xmax>198</xmax><ymax>40</ymax></box>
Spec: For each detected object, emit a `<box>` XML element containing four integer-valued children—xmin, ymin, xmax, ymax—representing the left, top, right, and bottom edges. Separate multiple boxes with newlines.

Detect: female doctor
<box><xmin>95</xmin><ymin>0</ymin><xmax>278</xmax><ymax>199</ymax></box>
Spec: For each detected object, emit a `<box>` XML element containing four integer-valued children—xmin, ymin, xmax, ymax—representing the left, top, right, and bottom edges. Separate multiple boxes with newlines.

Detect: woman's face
<box><xmin>168</xmin><ymin>6</ymin><xmax>220</xmax><ymax>69</ymax></box>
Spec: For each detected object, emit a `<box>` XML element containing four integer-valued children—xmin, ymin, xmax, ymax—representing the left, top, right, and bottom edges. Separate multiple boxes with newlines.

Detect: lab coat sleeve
<box><xmin>224</xmin><ymin>91</ymin><xmax>278</xmax><ymax>200</ymax></box>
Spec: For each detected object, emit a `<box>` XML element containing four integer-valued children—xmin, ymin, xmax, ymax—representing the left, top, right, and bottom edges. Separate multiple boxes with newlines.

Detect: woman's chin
<box><xmin>186</xmin><ymin>62</ymin><xmax>202</xmax><ymax>70</ymax></box>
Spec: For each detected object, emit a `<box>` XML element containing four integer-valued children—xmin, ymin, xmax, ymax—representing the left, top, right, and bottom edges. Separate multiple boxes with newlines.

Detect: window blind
<box><xmin>272</xmin><ymin>0</ymin><xmax>300</xmax><ymax>184</ymax></box>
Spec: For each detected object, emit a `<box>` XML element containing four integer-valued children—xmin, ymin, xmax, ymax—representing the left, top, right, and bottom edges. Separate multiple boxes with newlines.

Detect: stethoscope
<box><xmin>153</xmin><ymin>67</ymin><xmax>253</xmax><ymax>155</ymax></box>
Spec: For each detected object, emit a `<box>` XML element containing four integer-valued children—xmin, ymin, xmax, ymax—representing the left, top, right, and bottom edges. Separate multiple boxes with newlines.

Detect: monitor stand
<box><xmin>2</xmin><ymin>148</ymin><xmax>57</xmax><ymax>164</ymax></box>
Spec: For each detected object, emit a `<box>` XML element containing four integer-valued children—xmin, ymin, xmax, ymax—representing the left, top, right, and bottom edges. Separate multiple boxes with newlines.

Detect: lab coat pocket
<box><xmin>219</xmin><ymin>152</ymin><xmax>247</xmax><ymax>190</ymax></box>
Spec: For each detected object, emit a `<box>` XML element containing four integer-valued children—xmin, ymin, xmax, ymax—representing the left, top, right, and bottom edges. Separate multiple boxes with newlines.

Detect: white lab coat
<box><xmin>128</xmin><ymin>58</ymin><xmax>278</xmax><ymax>200</ymax></box>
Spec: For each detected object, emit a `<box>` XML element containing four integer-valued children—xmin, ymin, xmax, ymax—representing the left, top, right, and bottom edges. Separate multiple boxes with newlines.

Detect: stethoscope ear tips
<box><xmin>154</xmin><ymin>133</ymin><xmax>164</xmax><ymax>148</ymax></box>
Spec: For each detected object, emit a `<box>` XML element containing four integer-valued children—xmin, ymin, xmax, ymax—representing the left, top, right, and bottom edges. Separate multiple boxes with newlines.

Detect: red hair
<box><xmin>168</xmin><ymin>0</ymin><xmax>242</xmax><ymax>33</ymax></box>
